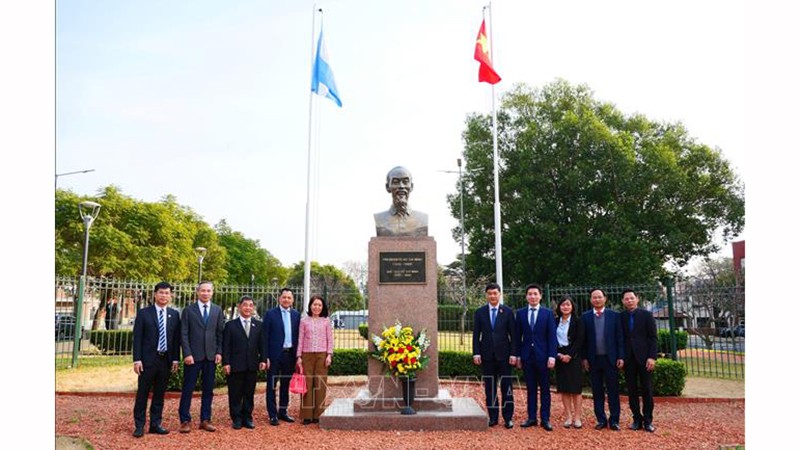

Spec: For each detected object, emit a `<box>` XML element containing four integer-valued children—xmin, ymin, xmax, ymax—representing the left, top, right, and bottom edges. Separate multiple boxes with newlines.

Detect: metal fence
<box><xmin>55</xmin><ymin>277</ymin><xmax>744</xmax><ymax>379</ymax></box>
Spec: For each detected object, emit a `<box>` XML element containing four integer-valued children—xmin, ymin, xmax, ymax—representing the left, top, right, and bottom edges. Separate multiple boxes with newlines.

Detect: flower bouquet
<box><xmin>370</xmin><ymin>320</ymin><xmax>431</xmax><ymax>379</ymax></box>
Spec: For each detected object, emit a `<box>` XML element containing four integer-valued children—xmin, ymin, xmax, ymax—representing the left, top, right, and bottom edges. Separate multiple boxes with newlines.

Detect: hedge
<box><xmin>657</xmin><ymin>329</ymin><xmax>689</xmax><ymax>354</ymax></box>
<box><xmin>88</xmin><ymin>330</ymin><xmax>134</xmax><ymax>354</ymax></box>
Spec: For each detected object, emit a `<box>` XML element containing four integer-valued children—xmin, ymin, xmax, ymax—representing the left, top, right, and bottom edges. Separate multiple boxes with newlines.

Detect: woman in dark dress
<box><xmin>555</xmin><ymin>295</ymin><xmax>585</xmax><ymax>428</ymax></box>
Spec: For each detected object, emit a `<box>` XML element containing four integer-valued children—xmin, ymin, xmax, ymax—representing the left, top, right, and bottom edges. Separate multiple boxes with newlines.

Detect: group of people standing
<box><xmin>472</xmin><ymin>283</ymin><xmax>658</xmax><ymax>433</ymax></box>
<box><xmin>131</xmin><ymin>282</ymin><xmax>334</xmax><ymax>438</ymax></box>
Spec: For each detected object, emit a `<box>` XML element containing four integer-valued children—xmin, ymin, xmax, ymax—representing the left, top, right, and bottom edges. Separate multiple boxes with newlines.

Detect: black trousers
<box><xmin>133</xmin><ymin>354</ymin><xmax>171</xmax><ymax>429</ymax></box>
<box><xmin>481</xmin><ymin>358</ymin><xmax>515</xmax><ymax>422</ymax></box>
<box><xmin>624</xmin><ymin>358</ymin><xmax>654</xmax><ymax>424</ymax></box>
<box><xmin>228</xmin><ymin>370</ymin><xmax>258</xmax><ymax>424</ymax></box>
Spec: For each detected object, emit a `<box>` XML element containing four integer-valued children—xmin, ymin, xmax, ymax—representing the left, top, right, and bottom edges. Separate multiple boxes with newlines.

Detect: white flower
<box><xmin>372</xmin><ymin>335</ymin><xmax>384</xmax><ymax>348</ymax></box>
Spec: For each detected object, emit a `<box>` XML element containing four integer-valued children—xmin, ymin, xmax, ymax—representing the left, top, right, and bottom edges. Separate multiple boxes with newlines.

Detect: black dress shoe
<box><xmin>232</xmin><ymin>422</ymin><xmax>242</xmax><ymax>430</ymax></box>
<box><xmin>644</xmin><ymin>423</ymin><xmax>656</xmax><ymax>433</ymax></box>
<box><xmin>609</xmin><ymin>423</ymin><xmax>621</xmax><ymax>431</ymax></box>
<box><xmin>520</xmin><ymin>419</ymin><xmax>537</xmax><ymax>428</ymax></box>
<box><xmin>303</xmin><ymin>419</ymin><xmax>312</xmax><ymax>425</ymax></box>
<box><xmin>133</xmin><ymin>427</ymin><xmax>144</xmax><ymax>438</ymax></box>
<box><xmin>595</xmin><ymin>422</ymin><xmax>607</xmax><ymax>430</ymax></box>
<box><xmin>630</xmin><ymin>421</ymin><xmax>642</xmax><ymax>430</ymax></box>
<box><xmin>269</xmin><ymin>417</ymin><xmax>279</xmax><ymax>426</ymax></box>
<box><xmin>542</xmin><ymin>421</ymin><xmax>553</xmax><ymax>431</ymax></box>
<box><xmin>312</xmin><ymin>418</ymin><xmax>319</xmax><ymax>423</ymax></box>
<box><xmin>243</xmin><ymin>420</ymin><xmax>255</xmax><ymax>429</ymax></box>
<box><xmin>278</xmin><ymin>414</ymin><xmax>295</xmax><ymax>423</ymax></box>
<box><xmin>488</xmin><ymin>419</ymin><xmax>498</xmax><ymax>427</ymax></box>
<box><xmin>148</xmin><ymin>425</ymin><xmax>169</xmax><ymax>435</ymax></box>
<box><xmin>504</xmin><ymin>420</ymin><xmax>514</xmax><ymax>429</ymax></box>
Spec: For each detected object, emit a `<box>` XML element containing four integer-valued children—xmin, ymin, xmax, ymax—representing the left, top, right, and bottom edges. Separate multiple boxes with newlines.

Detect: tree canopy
<box><xmin>285</xmin><ymin>261</ymin><xmax>363</xmax><ymax>312</ymax></box>
<box><xmin>450</xmin><ymin>80</ymin><xmax>745</xmax><ymax>286</ymax></box>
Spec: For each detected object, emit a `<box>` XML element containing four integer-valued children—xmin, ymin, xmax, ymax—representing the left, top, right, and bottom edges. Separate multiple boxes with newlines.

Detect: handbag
<box><xmin>289</xmin><ymin>365</ymin><xmax>307</xmax><ymax>394</ymax></box>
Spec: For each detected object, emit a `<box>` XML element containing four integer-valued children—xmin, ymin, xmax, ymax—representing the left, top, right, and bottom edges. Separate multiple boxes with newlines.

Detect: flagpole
<box><xmin>485</xmin><ymin>3</ymin><xmax>503</xmax><ymax>293</ymax></box>
<box><xmin>303</xmin><ymin>5</ymin><xmax>322</xmax><ymax>314</ymax></box>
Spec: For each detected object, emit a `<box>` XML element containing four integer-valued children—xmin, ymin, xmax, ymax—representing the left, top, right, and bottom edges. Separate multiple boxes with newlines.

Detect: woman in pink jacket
<box><xmin>296</xmin><ymin>295</ymin><xmax>334</xmax><ymax>424</ymax></box>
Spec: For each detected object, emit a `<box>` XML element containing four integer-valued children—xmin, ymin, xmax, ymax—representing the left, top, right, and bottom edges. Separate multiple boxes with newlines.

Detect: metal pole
<box><xmin>666</xmin><ymin>278</ymin><xmax>678</xmax><ymax>360</ymax></box>
<box><xmin>71</xmin><ymin>220</ymin><xmax>91</xmax><ymax>367</ymax></box>
<box><xmin>458</xmin><ymin>158</ymin><xmax>467</xmax><ymax>345</ymax></box>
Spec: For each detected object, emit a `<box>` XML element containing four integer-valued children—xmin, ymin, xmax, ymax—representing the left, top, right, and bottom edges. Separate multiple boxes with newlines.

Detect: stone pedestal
<box><xmin>366</xmin><ymin>236</ymin><xmax>438</xmax><ymax>399</ymax></box>
<box><xmin>320</xmin><ymin>236</ymin><xmax>487</xmax><ymax>430</ymax></box>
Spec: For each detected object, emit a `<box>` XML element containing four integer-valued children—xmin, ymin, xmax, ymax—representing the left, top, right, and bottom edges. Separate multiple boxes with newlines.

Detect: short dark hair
<box><xmin>197</xmin><ymin>281</ymin><xmax>213</xmax><ymax>289</ymax></box>
<box><xmin>485</xmin><ymin>282</ymin><xmax>502</xmax><ymax>293</ymax></box>
<box><xmin>307</xmin><ymin>295</ymin><xmax>329</xmax><ymax>317</ymax></box>
<box><xmin>154</xmin><ymin>281</ymin><xmax>172</xmax><ymax>292</ymax></box>
<box><xmin>556</xmin><ymin>295</ymin><xmax>578</xmax><ymax>318</ymax></box>
<box><xmin>238</xmin><ymin>295</ymin><xmax>254</xmax><ymax>305</ymax></box>
<box><xmin>621</xmin><ymin>288</ymin><xmax>636</xmax><ymax>297</ymax></box>
<box><xmin>525</xmin><ymin>283</ymin><xmax>543</xmax><ymax>295</ymax></box>
<box><xmin>279</xmin><ymin>287</ymin><xmax>294</xmax><ymax>296</ymax></box>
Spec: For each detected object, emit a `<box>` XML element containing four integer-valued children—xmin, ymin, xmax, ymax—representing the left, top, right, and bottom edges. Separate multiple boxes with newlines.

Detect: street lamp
<box><xmin>55</xmin><ymin>168</ymin><xmax>95</xmax><ymax>190</ymax></box>
<box><xmin>194</xmin><ymin>247</ymin><xmax>207</xmax><ymax>284</ymax></box>
<box><xmin>72</xmin><ymin>200</ymin><xmax>101</xmax><ymax>368</ymax></box>
<box><xmin>439</xmin><ymin>159</ymin><xmax>468</xmax><ymax>344</ymax></box>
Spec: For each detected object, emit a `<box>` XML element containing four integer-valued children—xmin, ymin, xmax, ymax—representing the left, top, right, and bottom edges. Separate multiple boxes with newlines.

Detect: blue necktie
<box><xmin>490</xmin><ymin>308</ymin><xmax>497</xmax><ymax>329</ymax></box>
<box><xmin>629</xmin><ymin>313</ymin><xmax>634</xmax><ymax>332</ymax></box>
<box><xmin>158</xmin><ymin>308</ymin><xmax>167</xmax><ymax>352</ymax></box>
<box><xmin>203</xmin><ymin>304</ymin><xmax>209</xmax><ymax>324</ymax></box>
<box><xmin>530</xmin><ymin>307</ymin><xmax>538</xmax><ymax>330</ymax></box>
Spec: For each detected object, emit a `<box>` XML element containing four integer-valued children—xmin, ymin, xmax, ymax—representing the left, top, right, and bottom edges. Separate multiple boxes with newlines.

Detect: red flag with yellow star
<box><xmin>474</xmin><ymin>19</ymin><xmax>501</xmax><ymax>84</ymax></box>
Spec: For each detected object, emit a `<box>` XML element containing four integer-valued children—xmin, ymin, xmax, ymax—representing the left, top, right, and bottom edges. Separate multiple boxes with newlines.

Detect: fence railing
<box><xmin>55</xmin><ymin>277</ymin><xmax>744</xmax><ymax>379</ymax></box>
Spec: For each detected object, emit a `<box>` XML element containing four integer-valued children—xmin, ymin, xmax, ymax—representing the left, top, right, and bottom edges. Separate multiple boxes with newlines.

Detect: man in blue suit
<box><xmin>472</xmin><ymin>282</ymin><xmax>519</xmax><ymax>428</ymax></box>
<box><xmin>515</xmin><ymin>283</ymin><xmax>558</xmax><ymax>431</ymax></box>
<box><xmin>132</xmin><ymin>281</ymin><xmax>181</xmax><ymax>438</ymax></box>
<box><xmin>262</xmin><ymin>287</ymin><xmax>301</xmax><ymax>426</ymax></box>
<box><xmin>581</xmin><ymin>288</ymin><xmax>625</xmax><ymax>431</ymax></box>
<box><xmin>178</xmin><ymin>281</ymin><xmax>226</xmax><ymax>433</ymax></box>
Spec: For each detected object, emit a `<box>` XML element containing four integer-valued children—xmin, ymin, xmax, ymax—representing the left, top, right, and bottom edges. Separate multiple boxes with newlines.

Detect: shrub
<box><xmin>657</xmin><ymin>329</ymin><xmax>688</xmax><ymax>354</ymax></box>
<box><xmin>358</xmin><ymin>323</ymin><xmax>369</xmax><ymax>340</ymax></box>
<box><xmin>88</xmin><ymin>330</ymin><xmax>134</xmax><ymax>354</ymax></box>
<box><xmin>329</xmin><ymin>349</ymin><xmax>368</xmax><ymax>376</ymax></box>
<box><xmin>651</xmin><ymin>358</ymin><xmax>687</xmax><ymax>396</ymax></box>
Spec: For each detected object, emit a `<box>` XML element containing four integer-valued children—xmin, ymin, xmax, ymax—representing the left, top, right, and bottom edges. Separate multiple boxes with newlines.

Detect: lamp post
<box><xmin>72</xmin><ymin>200</ymin><xmax>101</xmax><ymax>368</ymax></box>
<box><xmin>194</xmin><ymin>247</ymin><xmax>207</xmax><ymax>284</ymax></box>
<box><xmin>439</xmin><ymin>159</ymin><xmax>468</xmax><ymax>344</ymax></box>
<box><xmin>55</xmin><ymin>168</ymin><xmax>95</xmax><ymax>190</ymax></box>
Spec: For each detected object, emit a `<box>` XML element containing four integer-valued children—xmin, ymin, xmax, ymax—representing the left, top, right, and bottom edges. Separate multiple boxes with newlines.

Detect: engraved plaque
<box><xmin>379</xmin><ymin>252</ymin><xmax>426</xmax><ymax>284</ymax></box>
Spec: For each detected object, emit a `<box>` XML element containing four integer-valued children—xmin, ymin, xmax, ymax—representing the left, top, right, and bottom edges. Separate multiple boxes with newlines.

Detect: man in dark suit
<box><xmin>223</xmin><ymin>295</ymin><xmax>266</xmax><ymax>430</ymax></box>
<box><xmin>105</xmin><ymin>298</ymin><xmax>119</xmax><ymax>330</ymax></box>
<box><xmin>581</xmin><ymin>288</ymin><xmax>625</xmax><ymax>431</ymax></box>
<box><xmin>178</xmin><ymin>281</ymin><xmax>225</xmax><ymax>433</ymax></box>
<box><xmin>132</xmin><ymin>281</ymin><xmax>181</xmax><ymax>438</ymax></box>
<box><xmin>515</xmin><ymin>283</ymin><xmax>558</xmax><ymax>431</ymax></box>
<box><xmin>472</xmin><ymin>282</ymin><xmax>519</xmax><ymax>428</ymax></box>
<box><xmin>621</xmin><ymin>288</ymin><xmax>658</xmax><ymax>432</ymax></box>
<box><xmin>262</xmin><ymin>287</ymin><xmax>301</xmax><ymax>426</ymax></box>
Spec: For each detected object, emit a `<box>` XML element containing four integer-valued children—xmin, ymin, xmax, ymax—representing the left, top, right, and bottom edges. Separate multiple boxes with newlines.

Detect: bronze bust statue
<box><xmin>374</xmin><ymin>166</ymin><xmax>428</xmax><ymax>237</ymax></box>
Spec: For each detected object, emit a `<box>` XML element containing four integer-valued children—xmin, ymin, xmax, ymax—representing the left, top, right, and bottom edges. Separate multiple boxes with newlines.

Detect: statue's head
<box><xmin>385</xmin><ymin>166</ymin><xmax>414</xmax><ymax>210</ymax></box>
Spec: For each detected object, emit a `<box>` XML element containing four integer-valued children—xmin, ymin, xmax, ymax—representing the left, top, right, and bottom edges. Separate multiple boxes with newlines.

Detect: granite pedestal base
<box><xmin>319</xmin><ymin>389</ymin><xmax>487</xmax><ymax>430</ymax></box>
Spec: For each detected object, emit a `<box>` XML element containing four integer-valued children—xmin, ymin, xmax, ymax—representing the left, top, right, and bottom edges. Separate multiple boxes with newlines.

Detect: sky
<box><xmin>52</xmin><ymin>0</ymin><xmax>748</xmax><ymax>271</ymax></box>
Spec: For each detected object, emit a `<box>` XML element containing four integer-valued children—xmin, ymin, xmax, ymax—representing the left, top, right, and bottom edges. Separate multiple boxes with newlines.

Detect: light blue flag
<box><xmin>311</xmin><ymin>28</ymin><xmax>342</xmax><ymax>107</ymax></box>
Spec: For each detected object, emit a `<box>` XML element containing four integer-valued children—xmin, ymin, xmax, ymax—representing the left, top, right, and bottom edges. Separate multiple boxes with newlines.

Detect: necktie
<box><xmin>203</xmin><ymin>304</ymin><xmax>209</xmax><ymax>324</ymax></box>
<box><xmin>158</xmin><ymin>308</ymin><xmax>167</xmax><ymax>352</ymax></box>
<box><xmin>531</xmin><ymin>307</ymin><xmax>538</xmax><ymax>330</ymax></box>
<box><xmin>244</xmin><ymin>319</ymin><xmax>250</xmax><ymax>338</ymax></box>
<box><xmin>596</xmin><ymin>310</ymin><xmax>603</xmax><ymax>318</ymax></box>
<box><xmin>490</xmin><ymin>308</ymin><xmax>497</xmax><ymax>329</ymax></box>
<box><xmin>629</xmin><ymin>313</ymin><xmax>634</xmax><ymax>332</ymax></box>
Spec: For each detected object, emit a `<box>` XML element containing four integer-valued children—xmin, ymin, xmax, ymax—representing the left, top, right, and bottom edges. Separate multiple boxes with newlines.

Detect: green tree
<box><xmin>451</xmin><ymin>80</ymin><xmax>744</xmax><ymax>286</ymax></box>
<box><xmin>214</xmin><ymin>219</ymin><xmax>286</xmax><ymax>285</ymax></box>
<box><xmin>286</xmin><ymin>262</ymin><xmax>363</xmax><ymax>312</ymax></box>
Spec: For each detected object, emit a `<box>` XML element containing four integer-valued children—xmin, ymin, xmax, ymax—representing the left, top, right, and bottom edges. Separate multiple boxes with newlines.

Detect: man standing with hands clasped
<box><xmin>223</xmin><ymin>295</ymin><xmax>266</xmax><ymax>430</ymax></box>
<box><xmin>131</xmin><ymin>281</ymin><xmax>181</xmax><ymax>438</ymax></box>
<box><xmin>621</xmin><ymin>288</ymin><xmax>658</xmax><ymax>432</ymax></box>
<box><xmin>178</xmin><ymin>281</ymin><xmax>225</xmax><ymax>433</ymax></box>
<box><xmin>515</xmin><ymin>283</ymin><xmax>558</xmax><ymax>431</ymax></box>
<box><xmin>472</xmin><ymin>282</ymin><xmax>519</xmax><ymax>429</ymax></box>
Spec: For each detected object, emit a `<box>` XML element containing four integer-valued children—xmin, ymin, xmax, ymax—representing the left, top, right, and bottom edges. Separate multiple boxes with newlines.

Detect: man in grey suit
<box><xmin>178</xmin><ymin>281</ymin><xmax>225</xmax><ymax>433</ymax></box>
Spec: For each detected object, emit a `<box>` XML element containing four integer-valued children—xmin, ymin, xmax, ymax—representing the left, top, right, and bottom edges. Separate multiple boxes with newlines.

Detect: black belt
<box><xmin>282</xmin><ymin>348</ymin><xmax>293</xmax><ymax>352</ymax></box>
<box><xmin>156</xmin><ymin>351</ymin><xmax>168</xmax><ymax>357</ymax></box>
